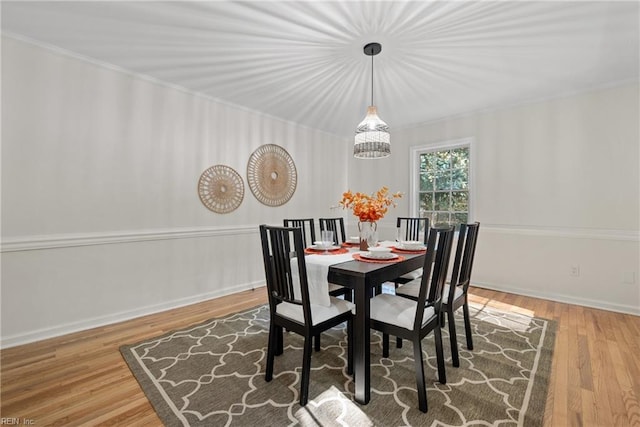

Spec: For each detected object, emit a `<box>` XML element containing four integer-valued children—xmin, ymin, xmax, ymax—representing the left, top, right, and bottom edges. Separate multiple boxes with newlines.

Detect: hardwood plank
<box><xmin>566</xmin><ymin>306</ymin><xmax>583</xmax><ymax>425</ymax></box>
<box><xmin>604</xmin><ymin>320</ymin><xmax>635</xmax><ymax>426</ymax></box>
<box><xmin>586</xmin><ymin>309</ymin><xmax>616</xmax><ymax>427</ymax></box>
<box><xmin>578</xmin><ymin>334</ymin><xmax>594</xmax><ymax>392</ymax></box>
<box><xmin>552</xmin><ymin>304</ymin><xmax>569</xmax><ymax>427</ymax></box>
<box><xmin>2</xmin><ymin>286</ymin><xmax>639</xmax><ymax>426</ymax></box>
<box><xmin>581</xmin><ymin>388</ymin><xmax>597</xmax><ymax>427</ymax></box>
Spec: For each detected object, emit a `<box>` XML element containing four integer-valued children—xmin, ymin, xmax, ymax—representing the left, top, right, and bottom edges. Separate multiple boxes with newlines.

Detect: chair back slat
<box><xmin>283</xmin><ymin>218</ymin><xmax>316</xmax><ymax>247</ymax></box>
<box><xmin>445</xmin><ymin>222</ymin><xmax>479</xmax><ymax>305</ymax></box>
<box><xmin>396</xmin><ymin>217</ymin><xmax>430</xmax><ymax>243</ymax></box>
<box><xmin>260</xmin><ymin>225</ymin><xmax>313</xmax><ymax>324</ymax></box>
<box><xmin>458</xmin><ymin>222</ymin><xmax>480</xmax><ymax>292</ymax></box>
<box><xmin>449</xmin><ymin>223</ymin><xmax>468</xmax><ymax>288</ymax></box>
<box><xmin>319</xmin><ymin>217</ymin><xmax>346</xmax><ymax>245</ymax></box>
<box><xmin>412</xmin><ymin>226</ymin><xmax>454</xmax><ymax>329</ymax></box>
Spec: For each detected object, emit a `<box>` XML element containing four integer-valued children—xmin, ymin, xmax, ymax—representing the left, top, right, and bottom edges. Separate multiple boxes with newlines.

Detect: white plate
<box><xmin>398</xmin><ymin>244</ymin><xmax>426</xmax><ymax>251</ymax></box>
<box><xmin>310</xmin><ymin>245</ymin><xmax>340</xmax><ymax>251</ymax></box>
<box><xmin>361</xmin><ymin>252</ymin><xmax>398</xmax><ymax>260</ymax></box>
<box><xmin>368</xmin><ymin>247</ymin><xmax>392</xmax><ymax>254</ymax></box>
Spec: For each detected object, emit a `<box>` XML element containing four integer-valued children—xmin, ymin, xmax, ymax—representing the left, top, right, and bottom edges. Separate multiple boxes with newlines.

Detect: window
<box><xmin>411</xmin><ymin>140</ymin><xmax>471</xmax><ymax>229</ymax></box>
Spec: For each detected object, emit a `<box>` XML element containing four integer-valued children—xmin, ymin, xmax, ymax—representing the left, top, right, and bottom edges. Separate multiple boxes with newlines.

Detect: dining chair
<box><xmin>283</xmin><ymin>218</ymin><xmax>317</xmax><ymax>248</ymax></box>
<box><xmin>392</xmin><ymin>217</ymin><xmax>430</xmax><ymax>287</ymax></box>
<box><xmin>396</xmin><ymin>217</ymin><xmax>430</xmax><ymax>243</ymax></box>
<box><xmin>396</xmin><ymin>222</ymin><xmax>480</xmax><ymax>367</ymax></box>
<box><xmin>369</xmin><ymin>226</ymin><xmax>455</xmax><ymax>412</ymax></box>
<box><xmin>259</xmin><ymin>225</ymin><xmax>354</xmax><ymax>406</ymax></box>
<box><xmin>441</xmin><ymin>222</ymin><xmax>480</xmax><ymax>367</ymax></box>
<box><xmin>319</xmin><ymin>217</ymin><xmax>347</xmax><ymax>245</ymax></box>
<box><xmin>318</xmin><ymin>217</ymin><xmax>352</xmax><ymax>304</ymax></box>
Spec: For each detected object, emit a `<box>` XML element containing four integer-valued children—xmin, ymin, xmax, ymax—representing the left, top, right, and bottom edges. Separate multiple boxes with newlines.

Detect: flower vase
<box><xmin>358</xmin><ymin>221</ymin><xmax>377</xmax><ymax>251</ymax></box>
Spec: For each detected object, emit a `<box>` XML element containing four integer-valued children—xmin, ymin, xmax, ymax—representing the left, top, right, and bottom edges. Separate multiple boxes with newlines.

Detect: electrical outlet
<box><xmin>570</xmin><ymin>265</ymin><xmax>580</xmax><ymax>277</ymax></box>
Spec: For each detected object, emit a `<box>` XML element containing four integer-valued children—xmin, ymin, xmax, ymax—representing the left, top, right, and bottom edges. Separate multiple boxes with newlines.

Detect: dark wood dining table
<box><xmin>327</xmin><ymin>252</ymin><xmax>425</xmax><ymax>405</ymax></box>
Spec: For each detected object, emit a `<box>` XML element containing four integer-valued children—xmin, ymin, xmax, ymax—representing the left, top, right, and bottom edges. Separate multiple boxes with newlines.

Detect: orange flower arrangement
<box><xmin>339</xmin><ymin>186</ymin><xmax>402</xmax><ymax>222</ymax></box>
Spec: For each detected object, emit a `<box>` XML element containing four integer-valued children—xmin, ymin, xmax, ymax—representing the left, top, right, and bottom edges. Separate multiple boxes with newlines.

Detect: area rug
<box><xmin>120</xmin><ymin>302</ymin><xmax>556</xmax><ymax>426</ymax></box>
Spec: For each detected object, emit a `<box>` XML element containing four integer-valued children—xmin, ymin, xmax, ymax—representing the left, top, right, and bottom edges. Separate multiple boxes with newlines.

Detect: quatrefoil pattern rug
<box><xmin>121</xmin><ymin>302</ymin><xmax>555</xmax><ymax>426</ymax></box>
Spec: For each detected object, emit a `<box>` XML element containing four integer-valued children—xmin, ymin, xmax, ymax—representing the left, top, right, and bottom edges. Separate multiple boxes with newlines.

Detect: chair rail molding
<box><xmin>480</xmin><ymin>224</ymin><xmax>640</xmax><ymax>241</ymax></box>
<box><xmin>1</xmin><ymin>225</ymin><xmax>259</xmax><ymax>252</ymax></box>
<box><xmin>364</xmin><ymin>222</ymin><xmax>640</xmax><ymax>242</ymax></box>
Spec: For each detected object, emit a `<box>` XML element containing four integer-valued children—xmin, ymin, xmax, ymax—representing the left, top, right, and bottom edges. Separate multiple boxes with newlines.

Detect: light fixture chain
<box><xmin>371</xmin><ymin>52</ymin><xmax>374</xmax><ymax>106</ymax></box>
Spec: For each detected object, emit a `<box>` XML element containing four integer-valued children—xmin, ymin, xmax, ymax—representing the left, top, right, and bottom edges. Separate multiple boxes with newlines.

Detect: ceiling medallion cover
<box><xmin>247</xmin><ymin>144</ymin><xmax>297</xmax><ymax>206</ymax></box>
<box><xmin>198</xmin><ymin>165</ymin><xmax>244</xmax><ymax>214</ymax></box>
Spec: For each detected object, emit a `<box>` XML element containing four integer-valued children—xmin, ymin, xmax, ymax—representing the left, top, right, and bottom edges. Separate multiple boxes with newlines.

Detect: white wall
<box><xmin>2</xmin><ymin>35</ymin><xmax>638</xmax><ymax>348</ymax></box>
<box><xmin>347</xmin><ymin>82</ymin><xmax>640</xmax><ymax>314</ymax></box>
<box><xmin>0</xmin><ymin>36</ymin><xmax>349</xmax><ymax>347</ymax></box>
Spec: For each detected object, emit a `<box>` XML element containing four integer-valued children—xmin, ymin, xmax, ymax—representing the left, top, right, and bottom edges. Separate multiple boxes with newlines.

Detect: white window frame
<box><xmin>409</xmin><ymin>137</ymin><xmax>475</xmax><ymax>223</ymax></box>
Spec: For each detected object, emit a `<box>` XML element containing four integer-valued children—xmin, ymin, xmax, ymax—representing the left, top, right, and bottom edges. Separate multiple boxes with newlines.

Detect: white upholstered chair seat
<box><xmin>276</xmin><ymin>297</ymin><xmax>355</xmax><ymax>326</ymax></box>
<box><xmin>328</xmin><ymin>283</ymin><xmax>346</xmax><ymax>293</ymax></box>
<box><xmin>370</xmin><ymin>294</ymin><xmax>436</xmax><ymax>330</ymax></box>
<box><xmin>396</xmin><ymin>280</ymin><xmax>463</xmax><ymax>304</ymax></box>
<box><xmin>399</xmin><ymin>267</ymin><xmax>423</xmax><ymax>281</ymax></box>
<box><xmin>443</xmin><ymin>285</ymin><xmax>464</xmax><ymax>303</ymax></box>
<box><xmin>395</xmin><ymin>279</ymin><xmax>421</xmax><ymax>299</ymax></box>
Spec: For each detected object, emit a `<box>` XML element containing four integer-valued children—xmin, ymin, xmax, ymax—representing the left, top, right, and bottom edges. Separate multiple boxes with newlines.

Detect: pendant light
<box><xmin>354</xmin><ymin>42</ymin><xmax>390</xmax><ymax>159</ymax></box>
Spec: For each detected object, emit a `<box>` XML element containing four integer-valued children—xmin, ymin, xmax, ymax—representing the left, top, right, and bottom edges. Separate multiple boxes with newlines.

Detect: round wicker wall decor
<box><xmin>198</xmin><ymin>165</ymin><xmax>244</xmax><ymax>214</ymax></box>
<box><xmin>247</xmin><ymin>144</ymin><xmax>297</xmax><ymax>206</ymax></box>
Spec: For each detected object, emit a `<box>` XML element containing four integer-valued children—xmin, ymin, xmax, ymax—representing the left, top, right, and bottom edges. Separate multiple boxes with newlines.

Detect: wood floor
<box><xmin>1</xmin><ymin>286</ymin><xmax>639</xmax><ymax>426</ymax></box>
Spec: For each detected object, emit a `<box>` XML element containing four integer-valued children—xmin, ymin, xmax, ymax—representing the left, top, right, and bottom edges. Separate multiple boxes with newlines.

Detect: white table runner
<box><xmin>291</xmin><ymin>252</ymin><xmax>355</xmax><ymax>307</ymax></box>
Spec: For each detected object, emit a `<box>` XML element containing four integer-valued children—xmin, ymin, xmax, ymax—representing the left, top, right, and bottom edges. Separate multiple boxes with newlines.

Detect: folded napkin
<box><xmin>291</xmin><ymin>252</ymin><xmax>355</xmax><ymax>307</ymax></box>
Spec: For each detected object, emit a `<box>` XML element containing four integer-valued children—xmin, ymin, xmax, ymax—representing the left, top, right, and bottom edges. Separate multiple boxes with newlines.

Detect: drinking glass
<box><xmin>321</xmin><ymin>230</ymin><xmax>334</xmax><ymax>254</ymax></box>
<box><xmin>368</xmin><ymin>230</ymin><xmax>378</xmax><ymax>248</ymax></box>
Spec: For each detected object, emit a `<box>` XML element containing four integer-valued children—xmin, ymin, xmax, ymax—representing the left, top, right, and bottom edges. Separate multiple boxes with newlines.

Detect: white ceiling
<box><xmin>2</xmin><ymin>1</ymin><xmax>638</xmax><ymax>138</ymax></box>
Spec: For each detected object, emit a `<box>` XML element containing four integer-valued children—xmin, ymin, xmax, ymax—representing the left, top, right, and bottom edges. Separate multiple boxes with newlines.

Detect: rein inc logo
<box><xmin>0</xmin><ymin>419</ymin><xmax>35</xmax><ymax>425</ymax></box>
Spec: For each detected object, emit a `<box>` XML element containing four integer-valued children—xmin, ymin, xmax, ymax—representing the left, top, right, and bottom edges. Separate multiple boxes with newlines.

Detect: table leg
<box><xmin>353</xmin><ymin>279</ymin><xmax>370</xmax><ymax>404</ymax></box>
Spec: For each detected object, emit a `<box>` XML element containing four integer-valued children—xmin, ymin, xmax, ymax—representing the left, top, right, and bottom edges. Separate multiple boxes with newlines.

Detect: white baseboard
<box><xmin>0</xmin><ymin>280</ymin><xmax>264</xmax><ymax>349</ymax></box>
<box><xmin>472</xmin><ymin>281</ymin><xmax>640</xmax><ymax>316</ymax></box>
<box><xmin>3</xmin><ymin>278</ymin><xmax>637</xmax><ymax>349</ymax></box>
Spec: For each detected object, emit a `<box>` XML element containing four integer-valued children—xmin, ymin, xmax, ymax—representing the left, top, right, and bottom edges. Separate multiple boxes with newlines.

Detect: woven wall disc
<box><xmin>198</xmin><ymin>165</ymin><xmax>244</xmax><ymax>214</ymax></box>
<box><xmin>247</xmin><ymin>144</ymin><xmax>297</xmax><ymax>206</ymax></box>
